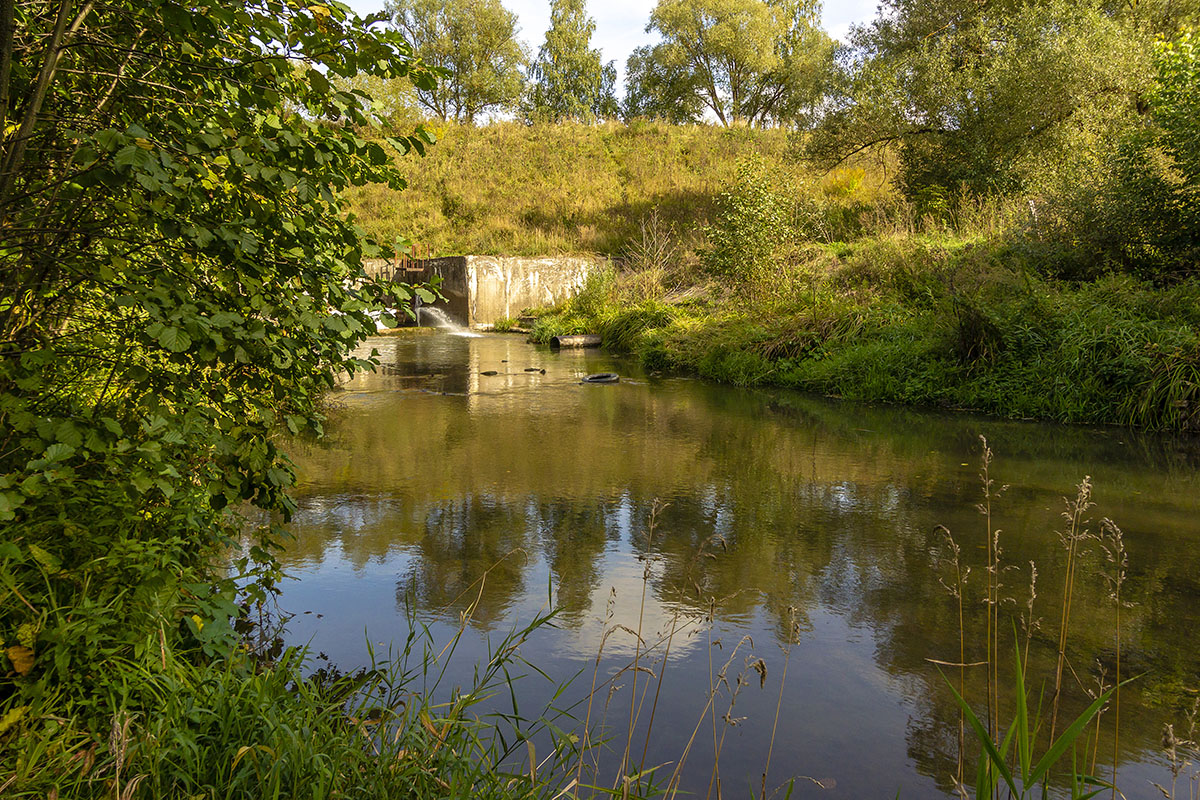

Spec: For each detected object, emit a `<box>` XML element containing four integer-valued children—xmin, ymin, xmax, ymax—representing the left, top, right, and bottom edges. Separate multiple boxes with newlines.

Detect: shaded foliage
<box><xmin>0</xmin><ymin>0</ymin><xmax>433</xmax><ymax>726</ymax></box>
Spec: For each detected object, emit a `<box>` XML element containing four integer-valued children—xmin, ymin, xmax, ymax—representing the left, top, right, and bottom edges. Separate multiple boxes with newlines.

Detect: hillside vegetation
<box><xmin>341</xmin><ymin>121</ymin><xmax>1200</xmax><ymax>433</ymax></box>
<box><xmin>342</xmin><ymin>121</ymin><xmax>896</xmax><ymax>256</ymax></box>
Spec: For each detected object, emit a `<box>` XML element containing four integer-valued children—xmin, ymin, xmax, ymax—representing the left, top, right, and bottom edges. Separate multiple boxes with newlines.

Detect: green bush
<box><xmin>701</xmin><ymin>156</ymin><xmax>795</xmax><ymax>280</ymax></box>
<box><xmin>1044</xmin><ymin>28</ymin><xmax>1200</xmax><ymax>279</ymax></box>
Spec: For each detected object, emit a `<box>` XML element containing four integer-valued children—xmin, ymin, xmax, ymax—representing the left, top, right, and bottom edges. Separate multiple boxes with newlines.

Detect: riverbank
<box><xmin>342</xmin><ymin>122</ymin><xmax>1197</xmax><ymax>432</ymax></box>
<box><xmin>527</xmin><ymin>236</ymin><xmax>1200</xmax><ymax>432</ymax></box>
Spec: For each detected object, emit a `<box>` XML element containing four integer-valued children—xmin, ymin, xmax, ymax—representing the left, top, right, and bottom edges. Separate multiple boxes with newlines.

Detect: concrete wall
<box><xmin>463</xmin><ymin>255</ymin><xmax>602</xmax><ymax>327</ymax></box>
<box><xmin>361</xmin><ymin>254</ymin><xmax>606</xmax><ymax>327</ymax></box>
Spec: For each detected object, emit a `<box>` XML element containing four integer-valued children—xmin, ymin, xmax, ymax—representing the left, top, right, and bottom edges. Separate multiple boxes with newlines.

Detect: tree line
<box><xmin>373</xmin><ymin>0</ymin><xmax>1197</xmax><ymax>275</ymax></box>
<box><xmin>375</xmin><ymin>0</ymin><xmax>836</xmax><ymax>126</ymax></box>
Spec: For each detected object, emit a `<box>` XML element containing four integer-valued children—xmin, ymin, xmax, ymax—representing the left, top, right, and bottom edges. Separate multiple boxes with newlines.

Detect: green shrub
<box><xmin>701</xmin><ymin>156</ymin><xmax>795</xmax><ymax>280</ymax></box>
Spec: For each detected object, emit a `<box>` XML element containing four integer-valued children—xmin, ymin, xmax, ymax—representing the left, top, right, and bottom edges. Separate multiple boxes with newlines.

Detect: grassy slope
<box><xmin>344</xmin><ymin>120</ymin><xmax>828</xmax><ymax>256</ymax></box>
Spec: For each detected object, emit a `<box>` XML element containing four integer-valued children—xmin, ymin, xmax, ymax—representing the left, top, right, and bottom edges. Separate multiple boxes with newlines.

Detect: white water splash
<box><xmin>418</xmin><ymin>307</ymin><xmax>480</xmax><ymax>337</ymax></box>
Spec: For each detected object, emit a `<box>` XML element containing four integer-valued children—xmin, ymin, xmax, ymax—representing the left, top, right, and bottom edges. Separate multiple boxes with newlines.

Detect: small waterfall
<box><xmin>418</xmin><ymin>307</ymin><xmax>479</xmax><ymax>336</ymax></box>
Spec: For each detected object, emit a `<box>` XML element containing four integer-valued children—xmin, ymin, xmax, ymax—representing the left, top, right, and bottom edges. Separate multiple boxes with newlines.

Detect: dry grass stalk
<box><xmin>662</xmin><ymin>633</ymin><xmax>755</xmax><ymax>799</ymax></box>
<box><xmin>936</xmin><ymin>523</ymin><xmax>970</xmax><ymax>786</ymax></box>
<box><xmin>1049</xmin><ymin>476</ymin><xmax>1095</xmax><ymax>748</ymax></box>
<box><xmin>1100</xmin><ymin>517</ymin><xmax>1129</xmax><ymax>797</ymax></box>
<box><xmin>1021</xmin><ymin>560</ymin><xmax>1039</xmax><ymax>683</ymax></box>
<box><xmin>1153</xmin><ymin>710</ymin><xmax>1200</xmax><ymax>800</ymax></box>
<box><xmin>760</xmin><ymin>606</ymin><xmax>800</xmax><ymax>798</ymax></box>
<box><xmin>617</xmin><ymin>501</ymin><xmax>665</xmax><ymax>789</ymax></box>
<box><xmin>977</xmin><ymin>435</ymin><xmax>1007</xmax><ymax>744</ymax></box>
<box><xmin>572</xmin><ymin>587</ymin><xmax>618</xmax><ymax>795</ymax></box>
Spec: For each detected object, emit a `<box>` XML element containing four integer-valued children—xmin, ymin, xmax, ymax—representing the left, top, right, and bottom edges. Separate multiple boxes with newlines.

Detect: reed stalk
<box><xmin>639</xmin><ymin>611</ymin><xmax>680</xmax><ymax>780</ymax></box>
<box><xmin>936</xmin><ymin>524</ymin><xmax>969</xmax><ymax>786</ymax></box>
<box><xmin>761</xmin><ymin>606</ymin><xmax>799</xmax><ymax>798</ymax></box>
<box><xmin>977</xmin><ymin>436</ymin><xmax>1003</xmax><ymax>746</ymax></box>
<box><xmin>617</xmin><ymin>503</ymin><xmax>659</xmax><ymax>786</ymax></box>
<box><xmin>572</xmin><ymin>587</ymin><xmax>618</xmax><ymax>796</ymax></box>
<box><xmin>663</xmin><ymin>634</ymin><xmax>755</xmax><ymax>800</ymax></box>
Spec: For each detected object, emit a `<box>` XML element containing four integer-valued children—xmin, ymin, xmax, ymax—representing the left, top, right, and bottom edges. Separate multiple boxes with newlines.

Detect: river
<box><xmin>279</xmin><ymin>331</ymin><xmax>1200</xmax><ymax>799</ymax></box>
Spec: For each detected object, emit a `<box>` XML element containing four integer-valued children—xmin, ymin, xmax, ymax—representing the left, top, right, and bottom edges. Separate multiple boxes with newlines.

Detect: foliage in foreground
<box><xmin>0</xmin><ymin>0</ymin><xmax>439</xmax><ymax>793</ymax></box>
<box><xmin>2</xmin><ymin>610</ymin><xmax>570</xmax><ymax>799</ymax></box>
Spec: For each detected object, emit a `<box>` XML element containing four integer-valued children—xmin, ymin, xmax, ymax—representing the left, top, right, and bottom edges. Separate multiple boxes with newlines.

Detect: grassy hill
<box><xmin>342</xmin><ymin>120</ymin><xmax>895</xmax><ymax>257</ymax></box>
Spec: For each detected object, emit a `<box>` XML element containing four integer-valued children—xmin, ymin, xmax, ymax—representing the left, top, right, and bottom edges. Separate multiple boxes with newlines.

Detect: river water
<box><xmin>280</xmin><ymin>332</ymin><xmax>1200</xmax><ymax>799</ymax></box>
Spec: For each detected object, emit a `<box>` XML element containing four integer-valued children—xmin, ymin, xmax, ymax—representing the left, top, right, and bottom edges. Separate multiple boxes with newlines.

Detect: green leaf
<box><xmin>55</xmin><ymin>421</ymin><xmax>83</xmax><ymax>447</ymax></box>
<box><xmin>266</xmin><ymin>467</ymin><xmax>291</xmax><ymax>488</ymax></box>
<box><xmin>941</xmin><ymin>669</ymin><xmax>1020</xmax><ymax>797</ymax></box>
<box><xmin>0</xmin><ymin>492</ymin><xmax>23</xmax><ymax>521</ymax></box>
<box><xmin>27</xmin><ymin>544</ymin><xmax>61</xmax><ymax>573</ymax></box>
<box><xmin>43</xmin><ymin>443</ymin><xmax>75</xmax><ymax>462</ymax></box>
<box><xmin>1028</xmin><ymin>687</ymin><xmax>1116</xmax><ymax>786</ymax></box>
<box><xmin>113</xmin><ymin>143</ymin><xmax>153</xmax><ymax>168</ymax></box>
<box><xmin>157</xmin><ymin>326</ymin><xmax>193</xmax><ymax>352</ymax></box>
<box><xmin>1014</xmin><ymin>638</ymin><xmax>1031</xmax><ymax>783</ymax></box>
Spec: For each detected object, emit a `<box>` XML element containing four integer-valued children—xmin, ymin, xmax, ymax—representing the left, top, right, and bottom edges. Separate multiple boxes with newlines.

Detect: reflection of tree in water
<box><xmin>610</xmin><ymin>465</ymin><xmax>1200</xmax><ymax>795</ymax></box>
<box><xmin>812</xmin><ymin>472</ymin><xmax>1200</xmax><ymax>795</ymax></box>
<box><xmin>284</xmin><ymin>335</ymin><xmax>1200</xmax><ymax>794</ymax></box>
<box><xmin>536</xmin><ymin>499</ymin><xmax>622</xmax><ymax>623</ymax></box>
<box><xmin>397</xmin><ymin>493</ymin><xmax>531</xmax><ymax>630</ymax></box>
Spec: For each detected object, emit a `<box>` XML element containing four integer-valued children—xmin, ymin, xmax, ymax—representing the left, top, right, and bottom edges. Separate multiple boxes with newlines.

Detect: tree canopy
<box><xmin>809</xmin><ymin>0</ymin><xmax>1178</xmax><ymax>198</ymax></box>
<box><xmin>630</xmin><ymin>0</ymin><xmax>835</xmax><ymax>126</ymax></box>
<box><xmin>386</xmin><ymin>0</ymin><xmax>528</xmax><ymax>123</ymax></box>
<box><xmin>524</xmin><ymin>0</ymin><xmax>618</xmax><ymax>122</ymax></box>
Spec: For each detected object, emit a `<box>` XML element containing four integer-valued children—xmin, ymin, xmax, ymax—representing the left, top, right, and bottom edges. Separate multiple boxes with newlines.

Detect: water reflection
<box><xmin>281</xmin><ymin>333</ymin><xmax>1200</xmax><ymax>799</ymax></box>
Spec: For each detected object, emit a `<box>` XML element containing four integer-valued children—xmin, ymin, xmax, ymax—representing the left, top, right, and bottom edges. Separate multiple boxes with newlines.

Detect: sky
<box><xmin>343</xmin><ymin>0</ymin><xmax>880</xmax><ymax>90</ymax></box>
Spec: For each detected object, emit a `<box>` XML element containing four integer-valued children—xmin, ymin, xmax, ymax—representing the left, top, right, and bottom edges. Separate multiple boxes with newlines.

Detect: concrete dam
<box><xmin>362</xmin><ymin>254</ymin><xmax>607</xmax><ymax>328</ymax></box>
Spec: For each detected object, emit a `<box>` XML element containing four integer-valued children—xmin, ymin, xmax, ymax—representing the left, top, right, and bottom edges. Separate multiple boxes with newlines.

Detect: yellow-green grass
<box><xmin>342</xmin><ymin>120</ymin><xmax>895</xmax><ymax>256</ymax></box>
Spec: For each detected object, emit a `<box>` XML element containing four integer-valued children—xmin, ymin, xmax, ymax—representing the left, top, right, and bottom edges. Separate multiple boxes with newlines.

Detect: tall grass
<box><xmin>556</xmin><ymin>504</ymin><xmax>803</xmax><ymax>800</ymax></box>
<box><xmin>1</xmin><ymin>598</ymin><xmax>574</xmax><ymax>799</ymax></box>
<box><xmin>341</xmin><ymin>121</ymin><xmax>900</xmax><ymax>257</ymax></box>
<box><xmin>927</xmin><ymin>442</ymin><xmax>1200</xmax><ymax>800</ymax></box>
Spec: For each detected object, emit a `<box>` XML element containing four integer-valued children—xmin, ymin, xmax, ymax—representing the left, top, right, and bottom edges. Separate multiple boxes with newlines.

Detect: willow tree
<box><xmin>810</xmin><ymin>0</ymin><xmax>1160</xmax><ymax>198</ymax></box>
<box><xmin>632</xmin><ymin>0</ymin><xmax>835</xmax><ymax>126</ymax></box>
<box><xmin>524</xmin><ymin>0</ymin><xmax>618</xmax><ymax>122</ymax></box>
<box><xmin>386</xmin><ymin>0</ymin><xmax>528</xmax><ymax>123</ymax></box>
